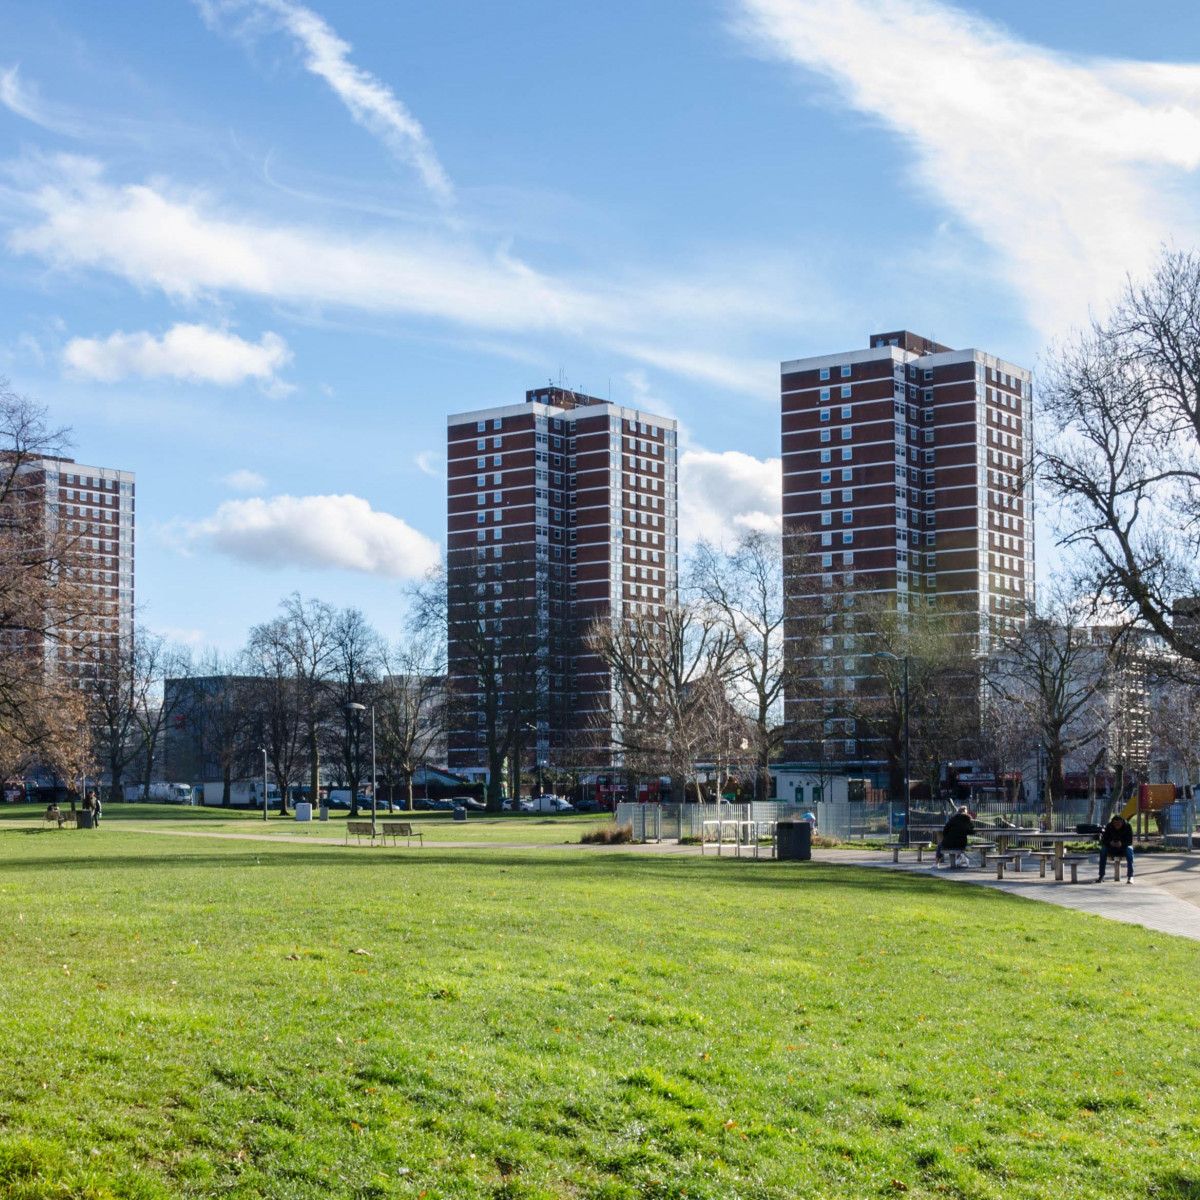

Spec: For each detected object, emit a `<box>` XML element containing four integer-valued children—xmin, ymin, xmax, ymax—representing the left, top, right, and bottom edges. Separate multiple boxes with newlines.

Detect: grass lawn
<box><xmin>0</xmin><ymin>803</ymin><xmax>609</xmax><ymax>845</ymax></box>
<box><xmin>1</xmin><ymin>827</ymin><xmax>1199</xmax><ymax>1198</ymax></box>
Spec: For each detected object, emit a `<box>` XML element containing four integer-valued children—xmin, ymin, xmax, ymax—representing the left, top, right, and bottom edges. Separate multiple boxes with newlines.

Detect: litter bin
<box><xmin>77</xmin><ymin>810</ymin><xmax>93</xmax><ymax>830</ymax></box>
<box><xmin>295</xmin><ymin>802</ymin><xmax>312</xmax><ymax>822</ymax></box>
<box><xmin>776</xmin><ymin>819</ymin><xmax>811</xmax><ymax>861</ymax></box>
<box><xmin>453</xmin><ymin>805</ymin><xmax>467</xmax><ymax>822</ymax></box>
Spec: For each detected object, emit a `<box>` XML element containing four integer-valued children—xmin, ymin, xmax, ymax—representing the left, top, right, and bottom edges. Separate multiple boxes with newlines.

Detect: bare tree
<box><xmin>0</xmin><ymin>383</ymin><xmax>92</xmax><ymax>771</ymax></box>
<box><xmin>1041</xmin><ymin>250</ymin><xmax>1200</xmax><ymax>663</ymax></box>
<box><xmin>242</xmin><ymin>625</ymin><xmax>305</xmax><ymax>815</ymax></box>
<box><xmin>132</xmin><ymin>636</ymin><xmax>191</xmax><ymax>800</ymax></box>
<box><xmin>983</xmin><ymin>597</ymin><xmax>1118</xmax><ymax>824</ymax></box>
<box><xmin>416</xmin><ymin>559</ymin><xmax>543</xmax><ymax>811</ymax></box>
<box><xmin>691</xmin><ymin>530</ymin><xmax>791</xmax><ymax>801</ymax></box>
<box><xmin>88</xmin><ymin>630</ymin><xmax>171</xmax><ymax>802</ymax></box>
<box><xmin>589</xmin><ymin>602</ymin><xmax>735</xmax><ymax>804</ymax></box>
<box><xmin>378</xmin><ymin>634</ymin><xmax>446</xmax><ymax>812</ymax></box>
<box><xmin>248</xmin><ymin>595</ymin><xmax>337</xmax><ymax>812</ymax></box>
<box><xmin>327</xmin><ymin>606</ymin><xmax>383</xmax><ymax>817</ymax></box>
<box><xmin>839</xmin><ymin>599</ymin><xmax>980</xmax><ymax>809</ymax></box>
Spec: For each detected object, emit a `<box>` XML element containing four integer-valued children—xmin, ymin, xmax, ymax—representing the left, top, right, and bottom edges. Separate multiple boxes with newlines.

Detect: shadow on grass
<box><xmin>0</xmin><ymin>846</ymin><xmax>1022</xmax><ymax>902</ymax></box>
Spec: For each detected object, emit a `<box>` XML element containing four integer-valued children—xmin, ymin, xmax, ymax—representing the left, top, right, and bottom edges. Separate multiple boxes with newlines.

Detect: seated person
<box><xmin>940</xmin><ymin>805</ymin><xmax>975</xmax><ymax>867</ymax></box>
<box><xmin>1098</xmin><ymin>813</ymin><xmax>1134</xmax><ymax>883</ymax></box>
<box><xmin>44</xmin><ymin>802</ymin><xmax>64</xmax><ymax>827</ymax></box>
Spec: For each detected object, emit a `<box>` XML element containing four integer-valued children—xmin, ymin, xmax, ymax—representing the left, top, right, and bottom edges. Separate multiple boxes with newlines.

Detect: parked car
<box><xmin>531</xmin><ymin>795</ymin><xmax>574</xmax><ymax>814</ymax></box>
<box><xmin>573</xmin><ymin>797</ymin><xmax>600</xmax><ymax>813</ymax></box>
<box><xmin>449</xmin><ymin>795</ymin><xmax>486</xmax><ymax>811</ymax></box>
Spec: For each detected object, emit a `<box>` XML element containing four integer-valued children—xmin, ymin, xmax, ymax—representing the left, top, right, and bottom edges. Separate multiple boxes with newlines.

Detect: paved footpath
<box><xmin>823</xmin><ymin>849</ymin><xmax>1200</xmax><ymax>943</ymax></box>
<box><xmin>106</xmin><ymin>825</ymin><xmax>1200</xmax><ymax>941</ymax></box>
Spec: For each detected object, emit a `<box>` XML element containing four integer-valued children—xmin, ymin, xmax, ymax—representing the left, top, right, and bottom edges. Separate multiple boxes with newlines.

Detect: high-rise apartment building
<box><xmin>446</xmin><ymin>387</ymin><xmax>678</xmax><ymax>777</ymax></box>
<box><xmin>780</xmin><ymin>330</ymin><xmax>1032</xmax><ymax>762</ymax></box>
<box><xmin>8</xmin><ymin>454</ymin><xmax>135</xmax><ymax>683</ymax></box>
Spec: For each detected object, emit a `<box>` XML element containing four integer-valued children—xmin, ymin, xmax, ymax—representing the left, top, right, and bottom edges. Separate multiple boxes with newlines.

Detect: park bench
<box><xmin>886</xmin><ymin>841</ymin><xmax>933</xmax><ymax>864</ymax></box>
<box><xmin>1059</xmin><ymin>855</ymin><xmax>1090</xmax><ymax>884</ymax></box>
<box><xmin>380</xmin><ymin>821</ymin><xmax>423</xmax><ymax>848</ymax></box>
<box><xmin>344</xmin><ymin>821</ymin><xmax>376</xmax><ymax>845</ymax></box>
<box><xmin>1027</xmin><ymin>851</ymin><xmax>1057</xmax><ymax>878</ymax></box>
<box><xmin>1100</xmin><ymin>855</ymin><xmax>1128</xmax><ymax>883</ymax></box>
<box><xmin>993</xmin><ymin>853</ymin><xmax>1020</xmax><ymax>880</ymax></box>
<box><xmin>974</xmin><ymin>841</ymin><xmax>999</xmax><ymax>868</ymax></box>
<box><xmin>42</xmin><ymin>810</ymin><xmax>75</xmax><ymax>829</ymax></box>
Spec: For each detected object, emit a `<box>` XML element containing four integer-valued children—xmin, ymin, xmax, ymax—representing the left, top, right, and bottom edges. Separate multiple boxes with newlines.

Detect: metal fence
<box><xmin>615</xmin><ymin>802</ymin><xmax>805</xmax><ymax>842</ymax></box>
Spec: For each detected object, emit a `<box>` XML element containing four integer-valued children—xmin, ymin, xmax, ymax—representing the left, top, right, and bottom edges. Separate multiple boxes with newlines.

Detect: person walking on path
<box><xmin>1098</xmin><ymin>813</ymin><xmax>1134</xmax><ymax>883</ymax></box>
<box><xmin>89</xmin><ymin>791</ymin><xmax>102</xmax><ymax>829</ymax></box>
<box><xmin>939</xmin><ymin>805</ymin><xmax>975</xmax><ymax>868</ymax></box>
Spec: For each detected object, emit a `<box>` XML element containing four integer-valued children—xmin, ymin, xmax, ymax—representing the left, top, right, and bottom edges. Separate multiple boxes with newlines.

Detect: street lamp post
<box><xmin>874</xmin><ymin>651</ymin><xmax>911</xmax><ymax>846</ymax></box>
<box><xmin>260</xmin><ymin>746</ymin><xmax>268</xmax><ymax>822</ymax></box>
<box><xmin>344</xmin><ymin>702</ymin><xmax>376</xmax><ymax>838</ymax></box>
<box><xmin>523</xmin><ymin>722</ymin><xmax>543</xmax><ymax>798</ymax></box>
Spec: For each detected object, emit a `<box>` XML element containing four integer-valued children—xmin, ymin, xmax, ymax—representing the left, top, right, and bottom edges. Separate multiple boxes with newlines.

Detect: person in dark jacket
<box><xmin>939</xmin><ymin>806</ymin><xmax>975</xmax><ymax>868</ymax></box>
<box><xmin>1098</xmin><ymin>813</ymin><xmax>1133</xmax><ymax>883</ymax></box>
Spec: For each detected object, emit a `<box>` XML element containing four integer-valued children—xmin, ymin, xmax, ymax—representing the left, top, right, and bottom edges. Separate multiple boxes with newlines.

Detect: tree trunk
<box><xmin>222</xmin><ymin>763</ymin><xmax>231</xmax><ymax>808</ymax></box>
<box><xmin>405</xmin><ymin>772</ymin><xmax>414</xmax><ymax>812</ymax></box>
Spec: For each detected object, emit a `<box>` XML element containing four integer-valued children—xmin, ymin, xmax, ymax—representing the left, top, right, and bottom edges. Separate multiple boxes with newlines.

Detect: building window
<box><xmin>822</xmin><ymin>553</ymin><xmax>833</xmax><ymax>567</ymax></box>
<box><xmin>840</xmin><ymin>365</ymin><xmax>851</xmax><ymax>378</ymax></box>
<box><xmin>840</xmin><ymin>385</ymin><xmax>852</xmax><ymax>398</ymax></box>
<box><xmin>840</xmin><ymin>428</ymin><xmax>851</xmax><ymax>440</ymax></box>
<box><xmin>923</xmin><ymin>430</ymin><xmax>934</xmax><ymax>443</ymax></box>
<box><xmin>842</xmin><ymin>532</ymin><xmax>854</xmax><ymax>544</ymax></box>
<box><xmin>820</xmin><ymin>367</ymin><xmax>830</xmax><ymax>381</ymax></box>
<box><xmin>840</xmin><ymin>405</ymin><xmax>851</xmax><ymax>419</ymax></box>
<box><xmin>820</xmin><ymin>490</ymin><xmax>831</xmax><ymax>505</ymax></box>
<box><xmin>476</xmin><ymin>457</ymin><xmax>486</xmax><ymax>469</ymax></box>
<box><xmin>820</xmin><ymin>470</ymin><xmax>832</xmax><ymax>483</ymax></box>
<box><xmin>821</xmin><ymin>513</ymin><xmax>832</xmax><ymax>526</ymax></box>
<box><xmin>820</xmin><ymin>388</ymin><xmax>831</xmax><ymax>401</ymax></box>
<box><xmin>841</xmin><ymin>489</ymin><xmax>852</xmax><ymax>502</ymax></box>
<box><xmin>493</xmin><ymin>418</ymin><xmax>502</xmax><ymax>429</ymax></box>
<box><xmin>923</xmin><ymin>369</ymin><xmax>932</xmax><ymax>381</ymax></box>
<box><xmin>820</xmin><ymin>450</ymin><xmax>832</xmax><ymax>463</ymax></box>
<box><xmin>842</xmin><ymin>510</ymin><xmax>853</xmax><ymax>524</ymax></box>
<box><xmin>492</xmin><ymin>455</ymin><xmax>502</xmax><ymax>466</ymax></box>
<box><xmin>924</xmin><ymin>451</ymin><xmax>935</xmax><ymax>463</ymax></box>
<box><xmin>841</xmin><ymin>448</ymin><xmax>852</xmax><ymax>461</ymax></box>
<box><xmin>476</xmin><ymin>438</ymin><xmax>485</xmax><ymax>450</ymax></box>
<box><xmin>841</xmin><ymin>468</ymin><xmax>852</xmax><ymax>482</ymax></box>
<box><xmin>476</xmin><ymin>512</ymin><xmax>486</xmax><ymax>524</ymax></box>
<box><xmin>842</xmin><ymin>551</ymin><xmax>854</xmax><ymax>565</ymax></box>
<box><xmin>820</xmin><ymin>429</ymin><xmax>831</xmax><ymax>443</ymax></box>
<box><xmin>819</xmin><ymin>408</ymin><xmax>830</xmax><ymax>421</ymax></box>
<box><xmin>821</xmin><ymin>532</ymin><xmax>832</xmax><ymax>546</ymax></box>
<box><xmin>924</xmin><ymin>470</ymin><xmax>934</xmax><ymax>484</ymax></box>
<box><xmin>925</xmin><ymin>533</ymin><xmax>936</xmax><ymax>546</ymax></box>
<box><xmin>923</xmin><ymin>390</ymin><xmax>933</xmax><ymax>403</ymax></box>
<box><xmin>476</xmin><ymin>420</ymin><xmax>485</xmax><ymax>432</ymax></box>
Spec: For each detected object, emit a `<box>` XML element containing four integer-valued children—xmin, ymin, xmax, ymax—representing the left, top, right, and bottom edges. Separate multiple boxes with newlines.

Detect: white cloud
<box><xmin>413</xmin><ymin>450</ymin><xmax>443</xmax><ymax>479</ymax></box>
<box><xmin>0</xmin><ymin>65</ymin><xmax>81</xmax><ymax>136</ymax></box>
<box><xmin>198</xmin><ymin>0</ymin><xmax>453</xmax><ymax>203</ymax></box>
<box><xmin>63</xmin><ymin>322</ymin><xmax>292</xmax><ymax>387</ymax></box>
<box><xmin>187</xmin><ymin>493</ymin><xmax>440</xmax><ymax>578</ymax></box>
<box><xmin>735</xmin><ymin>0</ymin><xmax>1200</xmax><ymax>334</ymax></box>
<box><xmin>679</xmin><ymin>449</ymin><xmax>781</xmax><ymax>547</ymax></box>
<box><xmin>6</xmin><ymin>156</ymin><xmax>786</xmax><ymax>395</ymax></box>
<box><xmin>220</xmin><ymin>468</ymin><xmax>267</xmax><ymax>493</ymax></box>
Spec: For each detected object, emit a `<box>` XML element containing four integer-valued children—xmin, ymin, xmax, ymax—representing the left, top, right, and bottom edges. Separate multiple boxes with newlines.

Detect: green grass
<box><xmin>1</xmin><ymin>825</ymin><xmax>1199</xmax><ymax>1198</ymax></box>
<box><xmin>1</xmin><ymin>803</ymin><xmax>607</xmax><ymax>845</ymax></box>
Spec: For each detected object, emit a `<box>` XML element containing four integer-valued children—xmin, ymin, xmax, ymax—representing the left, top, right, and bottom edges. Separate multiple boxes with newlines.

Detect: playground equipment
<box><xmin>1119</xmin><ymin>783</ymin><xmax>1177</xmax><ymax>836</ymax></box>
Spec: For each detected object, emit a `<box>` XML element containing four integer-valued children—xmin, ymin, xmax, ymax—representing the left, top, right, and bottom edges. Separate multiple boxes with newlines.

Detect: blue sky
<box><xmin>2</xmin><ymin>0</ymin><xmax>1199</xmax><ymax>651</ymax></box>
